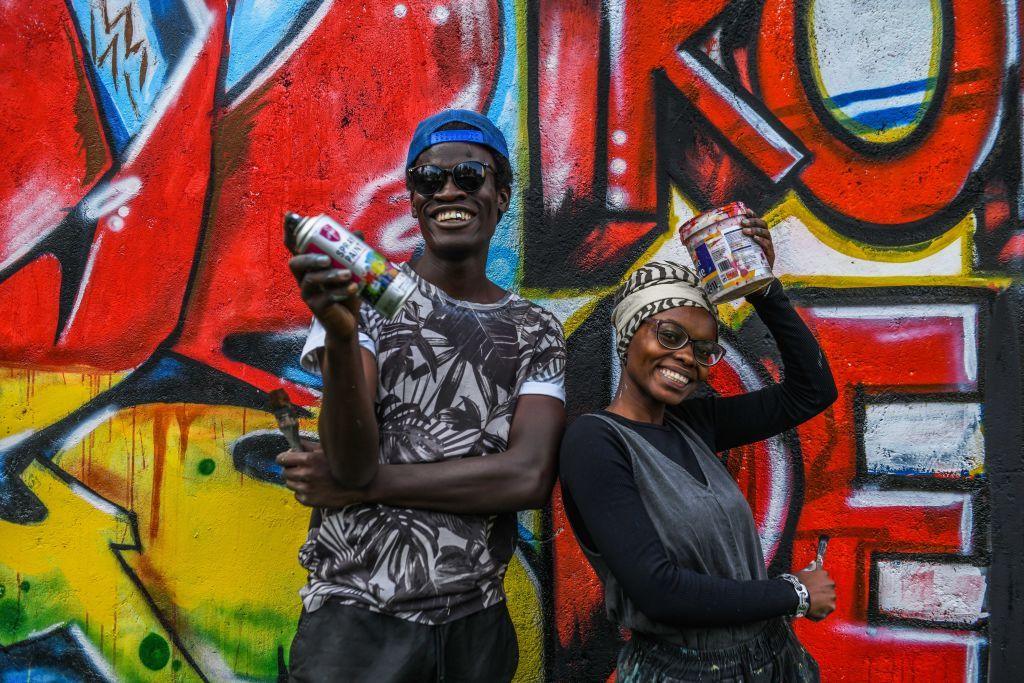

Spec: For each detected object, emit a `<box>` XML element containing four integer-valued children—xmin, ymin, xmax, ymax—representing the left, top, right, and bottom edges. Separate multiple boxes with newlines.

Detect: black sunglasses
<box><xmin>645</xmin><ymin>318</ymin><xmax>726</xmax><ymax>367</ymax></box>
<box><xmin>407</xmin><ymin>161</ymin><xmax>492</xmax><ymax>197</ymax></box>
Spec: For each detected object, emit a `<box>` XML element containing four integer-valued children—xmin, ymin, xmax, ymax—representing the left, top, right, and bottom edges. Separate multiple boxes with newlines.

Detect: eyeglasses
<box><xmin>644</xmin><ymin>318</ymin><xmax>726</xmax><ymax>366</ymax></box>
<box><xmin>407</xmin><ymin>161</ymin><xmax>492</xmax><ymax>197</ymax></box>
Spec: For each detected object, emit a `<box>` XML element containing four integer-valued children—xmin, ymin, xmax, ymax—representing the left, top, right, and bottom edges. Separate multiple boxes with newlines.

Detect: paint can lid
<box><xmin>679</xmin><ymin>201</ymin><xmax>749</xmax><ymax>244</ymax></box>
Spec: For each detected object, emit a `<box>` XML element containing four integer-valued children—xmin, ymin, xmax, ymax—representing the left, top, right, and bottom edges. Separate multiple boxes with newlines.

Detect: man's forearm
<box><xmin>319</xmin><ymin>337</ymin><xmax>379</xmax><ymax>487</ymax></box>
<box><xmin>363</xmin><ymin>449</ymin><xmax>555</xmax><ymax>514</ymax></box>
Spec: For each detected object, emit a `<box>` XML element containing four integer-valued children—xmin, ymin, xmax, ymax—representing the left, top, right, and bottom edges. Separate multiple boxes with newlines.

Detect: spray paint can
<box><xmin>678</xmin><ymin>201</ymin><xmax>774</xmax><ymax>304</ymax></box>
<box><xmin>285</xmin><ymin>213</ymin><xmax>415</xmax><ymax>319</ymax></box>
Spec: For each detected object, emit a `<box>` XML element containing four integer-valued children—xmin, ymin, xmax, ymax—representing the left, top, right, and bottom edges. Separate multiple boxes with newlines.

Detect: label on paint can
<box><xmin>287</xmin><ymin>213</ymin><xmax>415</xmax><ymax>319</ymax></box>
<box><xmin>679</xmin><ymin>202</ymin><xmax>774</xmax><ymax>304</ymax></box>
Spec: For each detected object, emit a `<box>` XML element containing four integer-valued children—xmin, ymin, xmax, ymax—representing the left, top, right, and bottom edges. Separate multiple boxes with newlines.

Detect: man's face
<box><xmin>409</xmin><ymin>142</ymin><xmax>510</xmax><ymax>260</ymax></box>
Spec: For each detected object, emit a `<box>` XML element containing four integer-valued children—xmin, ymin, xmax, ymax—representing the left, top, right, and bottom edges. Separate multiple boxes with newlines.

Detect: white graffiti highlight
<box><xmin>876</xmin><ymin>558</ymin><xmax>988</xmax><ymax>626</ymax></box>
<box><xmin>122</xmin><ymin>0</ymin><xmax>213</xmax><ymax>164</ymax></box>
<box><xmin>80</xmin><ymin>176</ymin><xmax>143</xmax><ymax>220</ymax></box>
<box><xmin>864</xmin><ymin>401</ymin><xmax>984</xmax><ymax>477</ymax></box>
<box><xmin>812</xmin><ymin>304</ymin><xmax>978</xmax><ymax>382</ymax></box>
<box><xmin>677</xmin><ymin>50</ymin><xmax>805</xmax><ymax>182</ymax></box>
<box><xmin>848</xmin><ymin>490</ymin><xmax>975</xmax><ymax>554</ymax></box>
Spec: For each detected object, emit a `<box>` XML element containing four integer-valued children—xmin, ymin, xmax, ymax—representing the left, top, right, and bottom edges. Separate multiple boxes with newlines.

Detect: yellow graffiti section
<box><xmin>0</xmin><ymin>460</ymin><xmax>203</xmax><ymax>680</ymax></box>
<box><xmin>0</xmin><ymin>367</ymin><xmax>546</xmax><ymax>681</ymax></box>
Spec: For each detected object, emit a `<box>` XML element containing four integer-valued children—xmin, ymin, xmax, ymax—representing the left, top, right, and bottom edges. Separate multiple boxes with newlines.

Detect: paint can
<box><xmin>285</xmin><ymin>212</ymin><xmax>415</xmax><ymax>319</ymax></box>
<box><xmin>678</xmin><ymin>201</ymin><xmax>773</xmax><ymax>304</ymax></box>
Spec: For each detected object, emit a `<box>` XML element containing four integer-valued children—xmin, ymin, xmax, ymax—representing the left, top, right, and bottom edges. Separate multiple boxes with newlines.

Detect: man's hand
<box><xmin>277</xmin><ymin>447</ymin><xmax>368</xmax><ymax>508</ymax></box>
<box><xmin>288</xmin><ymin>253</ymin><xmax>362</xmax><ymax>341</ymax></box>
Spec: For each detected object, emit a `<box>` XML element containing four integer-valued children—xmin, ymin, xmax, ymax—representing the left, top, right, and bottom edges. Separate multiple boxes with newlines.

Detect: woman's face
<box><xmin>623</xmin><ymin>306</ymin><xmax>719</xmax><ymax>405</ymax></box>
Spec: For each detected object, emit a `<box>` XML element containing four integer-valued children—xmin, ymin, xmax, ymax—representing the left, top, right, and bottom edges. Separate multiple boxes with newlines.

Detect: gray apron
<box><xmin>582</xmin><ymin>413</ymin><xmax>818</xmax><ymax>681</ymax></box>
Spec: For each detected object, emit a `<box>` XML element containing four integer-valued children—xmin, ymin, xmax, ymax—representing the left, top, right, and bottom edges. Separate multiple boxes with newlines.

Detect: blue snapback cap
<box><xmin>406</xmin><ymin>109</ymin><xmax>510</xmax><ymax>168</ymax></box>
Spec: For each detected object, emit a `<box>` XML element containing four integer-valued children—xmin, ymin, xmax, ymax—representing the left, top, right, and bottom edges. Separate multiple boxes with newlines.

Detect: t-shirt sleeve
<box><xmin>519</xmin><ymin>312</ymin><xmax>567</xmax><ymax>402</ymax></box>
<box><xmin>298</xmin><ymin>303</ymin><xmax>380</xmax><ymax>375</ymax></box>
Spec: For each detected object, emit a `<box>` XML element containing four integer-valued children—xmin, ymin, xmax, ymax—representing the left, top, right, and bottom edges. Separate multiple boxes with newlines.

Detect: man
<box><xmin>280</xmin><ymin>110</ymin><xmax>566</xmax><ymax>682</ymax></box>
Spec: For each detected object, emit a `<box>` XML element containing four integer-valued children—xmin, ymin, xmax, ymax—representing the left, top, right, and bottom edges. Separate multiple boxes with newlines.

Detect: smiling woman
<box><xmin>559</xmin><ymin>259</ymin><xmax>839</xmax><ymax>681</ymax></box>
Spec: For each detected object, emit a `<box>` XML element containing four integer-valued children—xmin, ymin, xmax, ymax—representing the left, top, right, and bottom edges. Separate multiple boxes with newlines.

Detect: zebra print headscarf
<box><xmin>611</xmin><ymin>260</ymin><xmax>717</xmax><ymax>364</ymax></box>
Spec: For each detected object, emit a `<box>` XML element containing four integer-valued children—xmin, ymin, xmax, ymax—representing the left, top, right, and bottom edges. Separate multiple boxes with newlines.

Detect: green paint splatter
<box><xmin>139</xmin><ymin>633</ymin><xmax>170</xmax><ymax>671</ymax></box>
<box><xmin>197</xmin><ymin>458</ymin><xmax>216</xmax><ymax>475</ymax></box>
<box><xmin>172</xmin><ymin>660</ymin><xmax>183</xmax><ymax>672</ymax></box>
<box><xmin>0</xmin><ymin>584</ymin><xmax>5</xmax><ymax>598</ymax></box>
<box><xmin>18</xmin><ymin>580</ymin><xmax>29</xmax><ymax>592</ymax></box>
<box><xmin>0</xmin><ymin>599</ymin><xmax>25</xmax><ymax>637</ymax></box>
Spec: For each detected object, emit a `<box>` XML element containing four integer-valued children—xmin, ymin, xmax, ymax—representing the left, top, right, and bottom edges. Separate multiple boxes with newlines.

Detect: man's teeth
<box><xmin>659</xmin><ymin>368</ymin><xmax>690</xmax><ymax>385</ymax></box>
<box><xmin>436</xmin><ymin>209</ymin><xmax>470</xmax><ymax>223</ymax></box>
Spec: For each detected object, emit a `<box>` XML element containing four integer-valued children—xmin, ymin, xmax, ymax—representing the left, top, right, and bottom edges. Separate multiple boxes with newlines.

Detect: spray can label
<box><xmin>290</xmin><ymin>214</ymin><xmax>414</xmax><ymax>319</ymax></box>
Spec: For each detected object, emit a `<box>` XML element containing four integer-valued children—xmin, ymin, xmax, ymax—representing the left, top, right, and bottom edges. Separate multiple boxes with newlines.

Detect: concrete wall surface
<box><xmin>0</xmin><ymin>0</ymin><xmax>1022</xmax><ymax>680</ymax></box>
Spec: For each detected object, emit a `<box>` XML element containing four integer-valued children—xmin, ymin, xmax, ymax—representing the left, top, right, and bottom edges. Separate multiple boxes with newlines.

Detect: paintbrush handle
<box><xmin>280</xmin><ymin>424</ymin><xmax>306</xmax><ymax>452</ymax></box>
<box><xmin>816</xmin><ymin>535</ymin><xmax>830</xmax><ymax>566</ymax></box>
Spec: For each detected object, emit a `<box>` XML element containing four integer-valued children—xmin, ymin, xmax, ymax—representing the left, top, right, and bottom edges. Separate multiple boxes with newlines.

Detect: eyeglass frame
<box><xmin>643</xmin><ymin>317</ymin><xmax>726</xmax><ymax>367</ymax></box>
<box><xmin>406</xmin><ymin>161</ymin><xmax>494</xmax><ymax>197</ymax></box>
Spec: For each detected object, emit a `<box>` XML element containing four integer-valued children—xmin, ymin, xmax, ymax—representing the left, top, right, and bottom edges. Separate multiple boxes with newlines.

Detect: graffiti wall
<box><xmin>0</xmin><ymin>0</ymin><xmax>1020</xmax><ymax>680</ymax></box>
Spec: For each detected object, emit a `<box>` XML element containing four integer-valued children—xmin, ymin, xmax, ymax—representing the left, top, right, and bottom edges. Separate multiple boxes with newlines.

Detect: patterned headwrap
<box><xmin>611</xmin><ymin>260</ymin><xmax>717</xmax><ymax>364</ymax></box>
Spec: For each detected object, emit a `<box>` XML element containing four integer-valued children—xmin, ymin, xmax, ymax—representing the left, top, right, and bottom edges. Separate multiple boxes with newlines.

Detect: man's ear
<box><xmin>497</xmin><ymin>185</ymin><xmax>511</xmax><ymax>214</ymax></box>
<box><xmin>410</xmin><ymin>192</ymin><xmax>417</xmax><ymax>217</ymax></box>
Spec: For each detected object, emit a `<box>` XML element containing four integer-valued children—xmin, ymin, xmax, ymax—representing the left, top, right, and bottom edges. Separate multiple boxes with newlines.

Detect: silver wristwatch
<box><xmin>779</xmin><ymin>574</ymin><xmax>810</xmax><ymax>618</ymax></box>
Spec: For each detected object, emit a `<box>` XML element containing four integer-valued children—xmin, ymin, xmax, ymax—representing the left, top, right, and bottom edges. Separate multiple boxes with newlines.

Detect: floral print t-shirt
<box><xmin>298</xmin><ymin>264</ymin><xmax>566</xmax><ymax>624</ymax></box>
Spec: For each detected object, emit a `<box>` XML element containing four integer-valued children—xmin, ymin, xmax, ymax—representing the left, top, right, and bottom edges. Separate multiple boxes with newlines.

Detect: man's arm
<box><xmin>289</xmin><ymin>253</ymin><xmax>380</xmax><ymax>487</ymax></box>
<box><xmin>280</xmin><ymin>394</ymin><xmax>564</xmax><ymax>513</ymax></box>
<box><xmin>318</xmin><ymin>344</ymin><xmax>380</xmax><ymax>487</ymax></box>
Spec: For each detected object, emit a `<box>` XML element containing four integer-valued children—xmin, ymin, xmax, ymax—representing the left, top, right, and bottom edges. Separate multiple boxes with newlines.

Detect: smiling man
<box><xmin>281</xmin><ymin>110</ymin><xmax>567</xmax><ymax>682</ymax></box>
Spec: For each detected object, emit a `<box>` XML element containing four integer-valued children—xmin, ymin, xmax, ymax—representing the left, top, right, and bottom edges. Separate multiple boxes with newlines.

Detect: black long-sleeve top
<box><xmin>559</xmin><ymin>281</ymin><xmax>838</xmax><ymax>627</ymax></box>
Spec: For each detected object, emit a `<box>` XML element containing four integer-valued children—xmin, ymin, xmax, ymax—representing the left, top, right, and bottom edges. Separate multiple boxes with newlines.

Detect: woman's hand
<box><xmin>796</xmin><ymin>567</ymin><xmax>836</xmax><ymax>621</ymax></box>
<box><xmin>741</xmin><ymin>211</ymin><xmax>775</xmax><ymax>269</ymax></box>
<box><xmin>288</xmin><ymin>253</ymin><xmax>362</xmax><ymax>341</ymax></box>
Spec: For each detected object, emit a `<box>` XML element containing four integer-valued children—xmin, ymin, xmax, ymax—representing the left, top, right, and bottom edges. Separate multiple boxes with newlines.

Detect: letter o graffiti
<box><xmin>756</xmin><ymin>0</ymin><xmax>1007</xmax><ymax>242</ymax></box>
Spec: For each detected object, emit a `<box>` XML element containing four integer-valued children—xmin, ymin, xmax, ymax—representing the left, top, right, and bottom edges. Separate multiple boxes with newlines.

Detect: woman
<box><xmin>559</xmin><ymin>219</ymin><xmax>838</xmax><ymax>682</ymax></box>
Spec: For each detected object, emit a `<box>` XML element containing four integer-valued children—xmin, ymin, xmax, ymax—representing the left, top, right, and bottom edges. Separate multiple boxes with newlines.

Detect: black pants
<box><xmin>288</xmin><ymin>600</ymin><xmax>519</xmax><ymax>682</ymax></box>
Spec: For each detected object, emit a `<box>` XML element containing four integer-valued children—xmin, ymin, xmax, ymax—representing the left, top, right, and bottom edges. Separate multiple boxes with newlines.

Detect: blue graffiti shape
<box><xmin>229</xmin><ymin>431</ymin><xmax>290</xmax><ymax>485</ymax></box>
<box><xmin>65</xmin><ymin>0</ymin><xmax>196</xmax><ymax>155</ymax></box>
<box><xmin>223</xmin><ymin>0</ymin><xmax>327</xmax><ymax>101</ymax></box>
<box><xmin>0</xmin><ymin>352</ymin><xmax>285</xmax><ymax>524</ymax></box>
<box><xmin>0</xmin><ymin>623</ymin><xmax>114</xmax><ymax>682</ymax></box>
<box><xmin>222</xmin><ymin>331</ymin><xmax>323</xmax><ymax>390</ymax></box>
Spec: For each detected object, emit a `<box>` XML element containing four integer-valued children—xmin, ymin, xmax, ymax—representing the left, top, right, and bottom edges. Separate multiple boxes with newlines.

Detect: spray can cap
<box><xmin>284</xmin><ymin>213</ymin><xmax>304</xmax><ymax>253</ymax></box>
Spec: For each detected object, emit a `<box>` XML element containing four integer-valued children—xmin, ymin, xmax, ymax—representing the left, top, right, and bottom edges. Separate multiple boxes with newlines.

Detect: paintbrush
<box><xmin>268</xmin><ymin>389</ymin><xmax>322</xmax><ymax>529</ymax></box>
<box><xmin>815</xmin><ymin>535</ymin><xmax>830</xmax><ymax>567</ymax></box>
<box><xmin>267</xmin><ymin>389</ymin><xmax>306</xmax><ymax>452</ymax></box>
